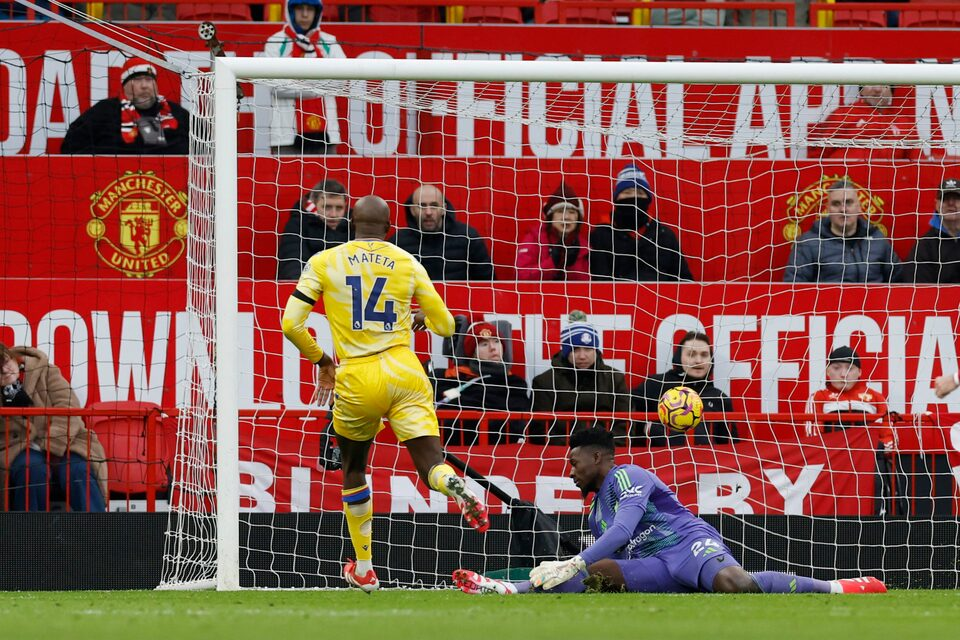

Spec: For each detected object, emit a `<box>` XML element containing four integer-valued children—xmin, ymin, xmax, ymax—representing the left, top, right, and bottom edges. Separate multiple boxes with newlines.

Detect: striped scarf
<box><xmin>283</xmin><ymin>24</ymin><xmax>321</xmax><ymax>57</ymax></box>
<box><xmin>120</xmin><ymin>95</ymin><xmax>178</xmax><ymax>144</ymax></box>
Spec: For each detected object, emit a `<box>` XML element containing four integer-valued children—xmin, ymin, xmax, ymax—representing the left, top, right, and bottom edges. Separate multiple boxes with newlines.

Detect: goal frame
<box><xmin>209</xmin><ymin>57</ymin><xmax>960</xmax><ymax>591</ymax></box>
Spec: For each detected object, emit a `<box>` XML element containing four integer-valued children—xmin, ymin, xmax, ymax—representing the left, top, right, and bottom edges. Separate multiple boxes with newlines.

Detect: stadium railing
<box><xmin>0</xmin><ymin>405</ymin><xmax>173</xmax><ymax>512</ymax></box>
<box><xmin>2</xmin><ymin>406</ymin><xmax>952</xmax><ymax>514</ymax></box>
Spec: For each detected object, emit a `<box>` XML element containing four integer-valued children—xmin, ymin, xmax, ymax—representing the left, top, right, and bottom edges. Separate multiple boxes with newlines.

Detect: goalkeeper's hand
<box><xmin>529</xmin><ymin>556</ymin><xmax>586</xmax><ymax>591</ymax></box>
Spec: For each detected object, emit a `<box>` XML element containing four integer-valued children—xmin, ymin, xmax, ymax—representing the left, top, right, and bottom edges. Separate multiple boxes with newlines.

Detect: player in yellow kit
<box><xmin>281</xmin><ymin>195</ymin><xmax>489</xmax><ymax>592</ymax></box>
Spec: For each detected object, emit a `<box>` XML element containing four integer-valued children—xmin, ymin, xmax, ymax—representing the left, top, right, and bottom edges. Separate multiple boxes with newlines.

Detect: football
<box><xmin>657</xmin><ymin>386</ymin><xmax>704</xmax><ymax>433</ymax></box>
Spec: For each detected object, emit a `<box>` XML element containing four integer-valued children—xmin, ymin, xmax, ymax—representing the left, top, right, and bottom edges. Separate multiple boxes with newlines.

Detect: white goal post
<box><xmin>162</xmin><ymin>56</ymin><xmax>960</xmax><ymax>592</ymax></box>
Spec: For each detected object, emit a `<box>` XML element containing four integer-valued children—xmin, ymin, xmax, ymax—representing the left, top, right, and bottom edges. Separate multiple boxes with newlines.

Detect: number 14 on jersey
<box><xmin>346</xmin><ymin>275</ymin><xmax>398</xmax><ymax>331</ymax></box>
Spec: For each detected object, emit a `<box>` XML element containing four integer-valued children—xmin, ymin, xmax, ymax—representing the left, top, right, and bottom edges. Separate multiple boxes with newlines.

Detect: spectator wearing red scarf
<box><xmin>61</xmin><ymin>57</ymin><xmax>189</xmax><ymax>154</ymax></box>
<box><xmin>263</xmin><ymin>0</ymin><xmax>346</xmax><ymax>154</ymax></box>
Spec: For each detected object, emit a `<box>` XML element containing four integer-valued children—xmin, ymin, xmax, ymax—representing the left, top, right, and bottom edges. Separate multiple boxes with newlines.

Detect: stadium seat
<box><xmin>176</xmin><ymin>3</ymin><xmax>253</xmax><ymax>21</ymax></box>
<box><xmin>367</xmin><ymin>6</ymin><xmax>442</xmax><ymax>22</ymax></box>
<box><xmin>322</xmin><ymin>3</ymin><xmax>341</xmax><ymax>22</ymax></box>
<box><xmin>462</xmin><ymin>7</ymin><xmax>524</xmax><ymax>24</ymax></box>
<box><xmin>829</xmin><ymin>9</ymin><xmax>889</xmax><ymax>28</ymax></box>
<box><xmin>899</xmin><ymin>10</ymin><xmax>960</xmax><ymax>28</ymax></box>
<box><xmin>85</xmin><ymin>401</ymin><xmax>172</xmax><ymax>496</ymax></box>
<box><xmin>538</xmin><ymin>0</ymin><xmax>617</xmax><ymax>24</ymax></box>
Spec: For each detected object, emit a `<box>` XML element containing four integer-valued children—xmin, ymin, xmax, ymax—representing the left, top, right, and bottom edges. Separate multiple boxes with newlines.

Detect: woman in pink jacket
<box><xmin>516</xmin><ymin>182</ymin><xmax>590</xmax><ymax>281</ymax></box>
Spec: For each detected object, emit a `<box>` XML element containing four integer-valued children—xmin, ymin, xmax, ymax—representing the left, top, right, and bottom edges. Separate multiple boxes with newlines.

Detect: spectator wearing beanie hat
<box><xmin>516</xmin><ymin>182</ymin><xmax>590</xmax><ymax>281</ymax></box>
<box><xmin>633</xmin><ymin>330</ymin><xmax>736</xmax><ymax>447</ymax></box>
<box><xmin>805</xmin><ymin>345</ymin><xmax>896</xmax><ymax>455</ymax></box>
<box><xmin>530</xmin><ymin>311</ymin><xmax>631</xmax><ymax>445</ymax></box>
<box><xmin>433</xmin><ymin>320</ymin><xmax>531</xmax><ymax>445</ymax></box>
<box><xmin>589</xmin><ymin>163</ymin><xmax>694</xmax><ymax>282</ymax></box>
<box><xmin>62</xmin><ymin>57</ymin><xmax>190</xmax><ymax>154</ymax></box>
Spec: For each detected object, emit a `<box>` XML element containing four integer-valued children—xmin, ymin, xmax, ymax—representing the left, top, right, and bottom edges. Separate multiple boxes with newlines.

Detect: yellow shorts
<box><xmin>332</xmin><ymin>345</ymin><xmax>440</xmax><ymax>443</ymax></box>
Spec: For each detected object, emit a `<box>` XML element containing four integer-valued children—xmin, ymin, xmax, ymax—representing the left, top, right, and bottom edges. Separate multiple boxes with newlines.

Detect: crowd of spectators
<box><xmin>275</xmin><ymin>166</ymin><xmax>960</xmax><ymax>286</ymax></box>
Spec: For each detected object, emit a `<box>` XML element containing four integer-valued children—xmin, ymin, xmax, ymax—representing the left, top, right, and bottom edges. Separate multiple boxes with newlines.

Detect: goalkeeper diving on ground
<box><xmin>454</xmin><ymin>427</ymin><xmax>887</xmax><ymax>596</ymax></box>
<box><xmin>281</xmin><ymin>195</ymin><xmax>489</xmax><ymax>593</ymax></box>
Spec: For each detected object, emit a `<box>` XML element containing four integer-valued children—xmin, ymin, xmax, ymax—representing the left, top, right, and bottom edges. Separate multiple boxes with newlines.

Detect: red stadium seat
<box><xmin>322</xmin><ymin>4</ymin><xmax>341</xmax><ymax>22</ymax></box>
<box><xmin>830</xmin><ymin>9</ymin><xmax>888</xmax><ymax>28</ymax></box>
<box><xmin>899</xmin><ymin>10</ymin><xmax>960</xmax><ymax>28</ymax></box>
<box><xmin>176</xmin><ymin>3</ymin><xmax>253</xmax><ymax>21</ymax></box>
<box><xmin>539</xmin><ymin>1</ymin><xmax>617</xmax><ymax>24</ymax></box>
<box><xmin>85</xmin><ymin>401</ymin><xmax>171</xmax><ymax>496</ymax></box>
<box><xmin>462</xmin><ymin>7</ymin><xmax>524</xmax><ymax>24</ymax></box>
<box><xmin>368</xmin><ymin>6</ymin><xmax>442</xmax><ymax>22</ymax></box>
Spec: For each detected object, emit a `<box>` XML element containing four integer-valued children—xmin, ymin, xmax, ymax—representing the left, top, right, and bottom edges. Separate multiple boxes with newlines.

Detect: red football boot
<box><xmin>832</xmin><ymin>576</ymin><xmax>887</xmax><ymax>594</ymax></box>
<box><xmin>343</xmin><ymin>559</ymin><xmax>380</xmax><ymax>593</ymax></box>
<box><xmin>446</xmin><ymin>476</ymin><xmax>490</xmax><ymax>533</ymax></box>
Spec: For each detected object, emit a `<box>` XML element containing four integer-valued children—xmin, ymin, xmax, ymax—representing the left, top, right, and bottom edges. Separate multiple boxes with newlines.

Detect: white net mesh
<box><xmin>161</xmin><ymin>63</ymin><xmax>960</xmax><ymax>590</ymax></box>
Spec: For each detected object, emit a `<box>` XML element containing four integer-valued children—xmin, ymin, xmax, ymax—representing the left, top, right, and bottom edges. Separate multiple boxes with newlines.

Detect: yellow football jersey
<box><xmin>282</xmin><ymin>240</ymin><xmax>455</xmax><ymax>361</ymax></box>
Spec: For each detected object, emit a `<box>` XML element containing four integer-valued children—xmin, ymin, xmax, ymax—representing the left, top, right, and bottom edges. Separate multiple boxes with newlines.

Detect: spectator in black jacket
<box><xmin>277</xmin><ymin>179</ymin><xmax>351</xmax><ymax>279</ymax></box>
<box><xmin>590</xmin><ymin>164</ymin><xmax>694</xmax><ymax>282</ymax></box>
<box><xmin>61</xmin><ymin>58</ymin><xmax>189</xmax><ymax>155</ymax></box>
<box><xmin>633</xmin><ymin>330</ymin><xmax>736</xmax><ymax>446</ymax></box>
<box><xmin>434</xmin><ymin>321</ymin><xmax>530</xmax><ymax>444</ymax></box>
<box><xmin>392</xmin><ymin>184</ymin><xmax>495</xmax><ymax>281</ymax></box>
<box><xmin>903</xmin><ymin>178</ymin><xmax>960</xmax><ymax>284</ymax></box>
<box><xmin>530</xmin><ymin>311</ymin><xmax>631</xmax><ymax>445</ymax></box>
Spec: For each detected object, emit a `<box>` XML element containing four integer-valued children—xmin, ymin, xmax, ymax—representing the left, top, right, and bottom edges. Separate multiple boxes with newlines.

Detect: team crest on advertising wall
<box><xmin>86</xmin><ymin>171</ymin><xmax>188</xmax><ymax>277</ymax></box>
<box><xmin>783</xmin><ymin>175</ymin><xmax>887</xmax><ymax>242</ymax></box>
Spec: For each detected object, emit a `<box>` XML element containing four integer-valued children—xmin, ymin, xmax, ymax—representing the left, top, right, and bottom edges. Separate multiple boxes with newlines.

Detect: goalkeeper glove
<box><xmin>529</xmin><ymin>556</ymin><xmax>586</xmax><ymax>591</ymax></box>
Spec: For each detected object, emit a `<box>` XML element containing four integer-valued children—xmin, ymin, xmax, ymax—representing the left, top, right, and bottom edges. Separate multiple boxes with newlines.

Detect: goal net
<box><xmin>161</xmin><ymin>58</ymin><xmax>960</xmax><ymax>591</ymax></box>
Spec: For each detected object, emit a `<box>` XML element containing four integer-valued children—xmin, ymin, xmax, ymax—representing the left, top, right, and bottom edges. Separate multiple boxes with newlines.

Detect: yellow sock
<box><xmin>342</xmin><ymin>485</ymin><xmax>373</xmax><ymax>567</ymax></box>
<box><xmin>427</xmin><ymin>463</ymin><xmax>459</xmax><ymax>496</ymax></box>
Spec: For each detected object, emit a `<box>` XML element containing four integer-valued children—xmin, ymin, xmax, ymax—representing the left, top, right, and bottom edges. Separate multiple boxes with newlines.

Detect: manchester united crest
<box><xmin>783</xmin><ymin>175</ymin><xmax>887</xmax><ymax>242</ymax></box>
<box><xmin>86</xmin><ymin>171</ymin><xmax>188</xmax><ymax>277</ymax></box>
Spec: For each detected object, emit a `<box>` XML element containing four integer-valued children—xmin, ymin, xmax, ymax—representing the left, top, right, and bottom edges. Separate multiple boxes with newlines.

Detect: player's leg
<box><xmin>403</xmin><ymin>435</ymin><xmax>488</xmax><ymax>532</ymax></box>
<box><xmin>336</xmin><ymin>434</ymin><xmax>380</xmax><ymax>592</ymax></box>
<box><xmin>332</xmin><ymin>358</ymin><xmax>388</xmax><ymax>592</ymax></box>
<box><xmin>713</xmin><ymin>567</ymin><xmax>886</xmax><ymax>594</ymax></box>
<box><xmin>384</xmin><ymin>347</ymin><xmax>488</xmax><ymax>532</ymax></box>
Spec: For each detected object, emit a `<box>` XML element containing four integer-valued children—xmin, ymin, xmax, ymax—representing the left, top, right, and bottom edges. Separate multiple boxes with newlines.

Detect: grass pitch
<box><xmin>1</xmin><ymin>589</ymin><xmax>958</xmax><ymax>640</ymax></box>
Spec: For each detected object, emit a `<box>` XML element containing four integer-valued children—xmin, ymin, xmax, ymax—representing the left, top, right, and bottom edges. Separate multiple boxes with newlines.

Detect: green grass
<box><xmin>1</xmin><ymin>590</ymin><xmax>959</xmax><ymax>640</ymax></box>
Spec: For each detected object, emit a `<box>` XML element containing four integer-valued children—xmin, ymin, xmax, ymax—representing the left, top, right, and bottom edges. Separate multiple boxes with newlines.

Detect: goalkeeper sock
<box><xmin>750</xmin><ymin>572</ymin><xmax>831</xmax><ymax>594</ymax></box>
<box><xmin>342</xmin><ymin>485</ymin><xmax>373</xmax><ymax>575</ymax></box>
<box><xmin>427</xmin><ymin>464</ymin><xmax>459</xmax><ymax>496</ymax></box>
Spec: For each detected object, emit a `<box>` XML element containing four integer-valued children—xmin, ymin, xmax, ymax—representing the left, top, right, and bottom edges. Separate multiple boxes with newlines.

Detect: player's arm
<box><xmin>412</xmin><ymin>263</ymin><xmax>455</xmax><ymax>337</ymax></box>
<box><xmin>532</xmin><ymin>474</ymin><xmax>649</xmax><ymax>590</ymax></box>
<box><xmin>281</xmin><ymin>261</ymin><xmax>336</xmax><ymax>405</ymax></box>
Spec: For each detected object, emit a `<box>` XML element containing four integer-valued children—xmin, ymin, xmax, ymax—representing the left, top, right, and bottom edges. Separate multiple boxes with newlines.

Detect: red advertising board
<box><xmin>2</xmin><ymin>23</ymin><xmax>960</xmax><ymax>156</ymax></box>
<box><xmin>240</xmin><ymin>427</ymin><xmax>879</xmax><ymax>515</ymax></box>
<box><xmin>2</xmin><ymin>279</ymin><xmax>959</xmax><ymax>415</ymax></box>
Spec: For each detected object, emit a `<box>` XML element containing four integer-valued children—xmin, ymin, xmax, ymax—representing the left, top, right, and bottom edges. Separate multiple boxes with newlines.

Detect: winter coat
<box><xmin>0</xmin><ymin>347</ymin><xmax>108</xmax><ymax>501</ymax></box>
<box><xmin>263</xmin><ymin>25</ymin><xmax>345</xmax><ymax>147</ymax></box>
<box><xmin>903</xmin><ymin>224</ymin><xmax>960</xmax><ymax>284</ymax></box>
<box><xmin>433</xmin><ymin>362</ymin><xmax>531</xmax><ymax>444</ymax></box>
<box><xmin>60</xmin><ymin>97</ymin><xmax>190</xmax><ymax>154</ymax></box>
<box><xmin>277</xmin><ymin>200</ymin><xmax>352</xmax><ymax>279</ymax></box>
<box><xmin>633</xmin><ymin>369</ymin><xmax>736</xmax><ymax>447</ymax></box>
<box><xmin>531</xmin><ymin>352</ymin><xmax>631</xmax><ymax>443</ymax></box>
<box><xmin>391</xmin><ymin>198</ymin><xmax>495</xmax><ymax>281</ymax></box>
<box><xmin>783</xmin><ymin>217</ymin><xmax>902</xmax><ymax>283</ymax></box>
<box><xmin>589</xmin><ymin>220</ymin><xmax>694</xmax><ymax>282</ymax></box>
<box><xmin>516</xmin><ymin>224</ymin><xmax>590</xmax><ymax>281</ymax></box>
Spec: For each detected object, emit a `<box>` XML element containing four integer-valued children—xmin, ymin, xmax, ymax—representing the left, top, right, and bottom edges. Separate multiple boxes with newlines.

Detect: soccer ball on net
<box><xmin>657</xmin><ymin>386</ymin><xmax>704</xmax><ymax>433</ymax></box>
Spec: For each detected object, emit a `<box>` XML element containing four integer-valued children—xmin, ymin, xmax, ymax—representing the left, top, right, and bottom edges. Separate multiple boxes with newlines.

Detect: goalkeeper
<box><xmin>454</xmin><ymin>426</ymin><xmax>886</xmax><ymax>596</ymax></box>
